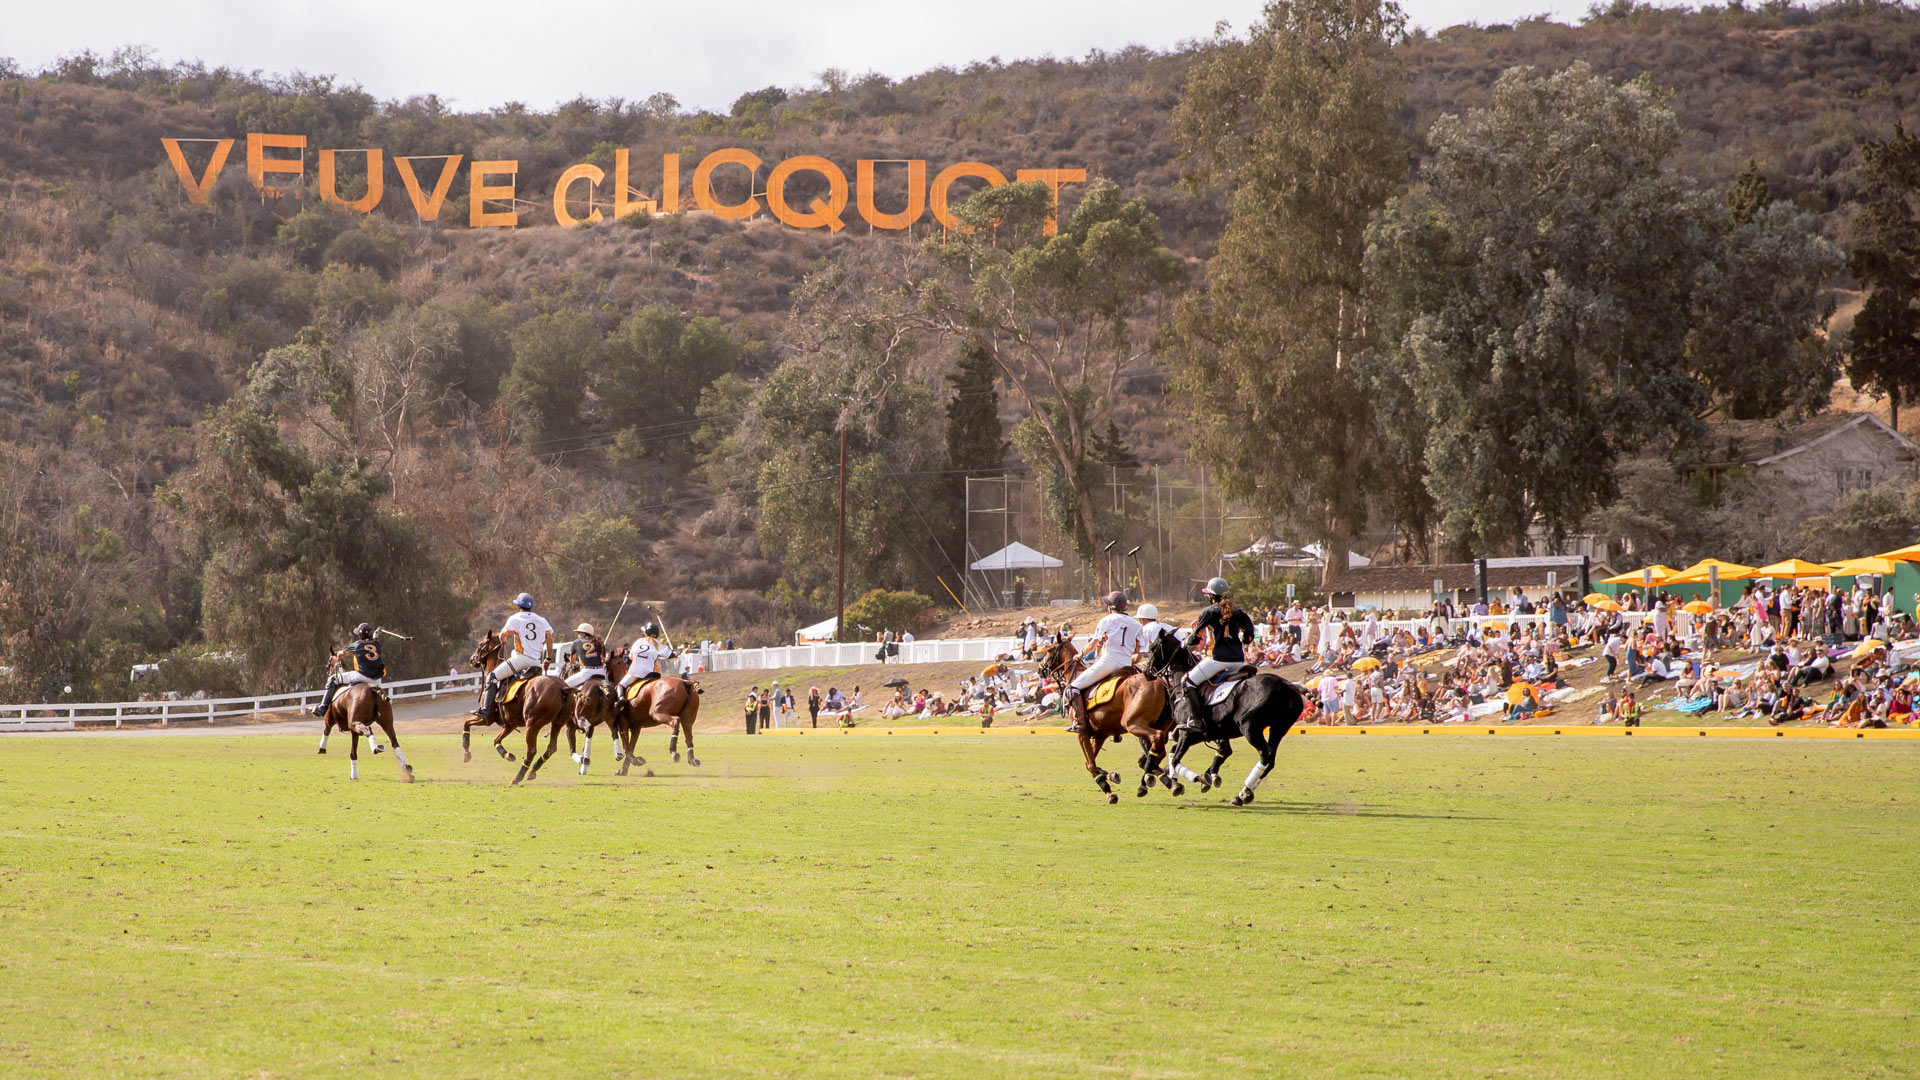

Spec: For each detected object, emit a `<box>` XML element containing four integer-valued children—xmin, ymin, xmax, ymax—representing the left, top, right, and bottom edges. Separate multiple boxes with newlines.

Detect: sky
<box><xmin>5</xmin><ymin>1</ymin><xmax>1592</xmax><ymax>113</ymax></box>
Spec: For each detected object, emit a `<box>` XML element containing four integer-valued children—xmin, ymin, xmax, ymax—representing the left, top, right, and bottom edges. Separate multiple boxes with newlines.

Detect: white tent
<box><xmin>969</xmin><ymin>541</ymin><xmax>1064</xmax><ymax>571</ymax></box>
<box><xmin>1304</xmin><ymin>543</ymin><xmax>1372</xmax><ymax>568</ymax></box>
<box><xmin>794</xmin><ymin>616</ymin><xmax>838</xmax><ymax>644</ymax></box>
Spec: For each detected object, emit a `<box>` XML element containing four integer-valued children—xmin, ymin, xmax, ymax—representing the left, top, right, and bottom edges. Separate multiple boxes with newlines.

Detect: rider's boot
<box><xmin>1067</xmin><ymin>689</ymin><xmax>1091</xmax><ymax>734</ymax></box>
<box><xmin>1181</xmin><ymin>681</ymin><xmax>1210</xmax><ymax>734</ymax></box>
<box><xmin>311</xmin><ymin>676</ymin><xmax>339</xmax><ymax>717</ymax></box>
<box><xmin>474</xmin><ymin>677</ymin><xmax>499</xmax><ymax>723</ymax></box>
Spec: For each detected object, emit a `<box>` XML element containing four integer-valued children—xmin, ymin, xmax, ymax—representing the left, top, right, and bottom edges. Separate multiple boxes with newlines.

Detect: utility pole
<box><xmin>835</xmin><ymin>425</ymin><xmax>848</xmax><ymax>642</ymax></box>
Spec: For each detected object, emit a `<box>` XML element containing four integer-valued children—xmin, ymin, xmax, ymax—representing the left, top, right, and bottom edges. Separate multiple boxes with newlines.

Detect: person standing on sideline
<box><xmin>808</xmin><ymin>686</ymin><xmax>821</xmax><ymax>728</ymax></box>
<box><xmin>758</xmin><ymin>690</ymin><xmax>772</xmax><ymax>733</ymax></box>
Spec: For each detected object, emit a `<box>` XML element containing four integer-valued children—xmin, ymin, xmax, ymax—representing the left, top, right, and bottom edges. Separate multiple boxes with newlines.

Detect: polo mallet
<box><xmin>603</xmin><ymin>592</ymin><xmax>632</xmax><ymax>646</ymax></box>
<box><xmin>375</xmin><ymin>627</ymin><xmax>412</xmax><ymax>641</ymax></box>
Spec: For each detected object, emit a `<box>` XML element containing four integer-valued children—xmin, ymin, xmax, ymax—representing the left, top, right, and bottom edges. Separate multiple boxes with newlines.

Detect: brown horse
<box><xmin>319</xmin><ymin>683</ymin><xmax>414</xmax><ymax>782</ymax></box>
<box><xmin>1039</xmin><ymin>637</ymin><xmax>1175</xmax><ymax>803</ymax></box>
<box><xmin>463</xmin><ymin>631</ymin><xmax>574</xmax><ymax>785</ymax></box>
<box><xmin>564</xmin><ymin>660</ymin><xmax>622</xmax><ymax>777</ymax></box>
<box><xmin>607</xmin><ymin>655</ymin><xmax>703</xmax><ymax>771</ymax></box>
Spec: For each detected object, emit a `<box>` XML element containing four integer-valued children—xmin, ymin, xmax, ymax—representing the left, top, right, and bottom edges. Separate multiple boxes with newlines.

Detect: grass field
<box><xmin>1</xmin><ymin>731</ymin><xmax>1915</xmax><ymax>1078</ymax></box>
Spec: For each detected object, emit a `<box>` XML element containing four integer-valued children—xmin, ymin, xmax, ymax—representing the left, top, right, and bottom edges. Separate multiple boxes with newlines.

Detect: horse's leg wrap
<box><xmin>1173</xmin><ymin>763</ymin><xmax>1202</xmax><ymax>784</ymax></box>
<box><xmin>577</xmin><ymin>735</ymin><xmax>593</xmax><ymax>775</ymax></box>
<box><xmin>461</xmin><ymin>731</ymin><xmax>470</xmax><ymax>750</ymax></box>
<box><xmin>1242</xmin><ymin>761</ymin><xmax>1270</xmax><ymax>794</ymax></box>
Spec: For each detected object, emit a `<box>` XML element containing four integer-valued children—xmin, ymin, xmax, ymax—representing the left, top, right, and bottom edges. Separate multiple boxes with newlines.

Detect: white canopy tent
<box><xmin>794</xmin><ymin>616</ymin><xmax>838</xmax><ymax>644</ymax></box>
<box><xmin>969</xmin><ymin>541</ymin><xmax>1064</xmax><ymax>571</ymax></box>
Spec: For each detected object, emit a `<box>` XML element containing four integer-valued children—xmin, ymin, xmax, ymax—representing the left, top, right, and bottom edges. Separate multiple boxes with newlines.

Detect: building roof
<box><xmin>1678</xmin><ymin>412</ymin><xmax>1920</xmax><ymax>469</ymax></box>
<box><xmin>1325</xmin><ymin>561</ymin><xmax>1603</xmax><ymax>595</ymax></box>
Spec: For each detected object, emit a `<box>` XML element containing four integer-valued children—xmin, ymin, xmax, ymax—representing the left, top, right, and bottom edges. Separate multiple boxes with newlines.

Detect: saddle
<box><xmin>622</xmin><ymin>671</ymin><xmax>662</xmax><ymax>703</ymax></box>
<box><xmin>500</xmin><ymin>671</ymin><xmax>538</xmax><ymax>705</ymax></box>
<box><xmin>1203</xmin><ymin>665</ymin><xmax>1259</xmax><ymax>707</ymax></box>
<box><xmin>1086</xmin><ymin>667</ymin><xmax>1136</xmax><ymax>708</ymax></box>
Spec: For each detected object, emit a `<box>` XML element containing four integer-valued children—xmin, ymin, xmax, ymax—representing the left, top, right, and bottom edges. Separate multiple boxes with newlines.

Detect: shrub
<box><xmin>842</xmin><ymin>589</ymin><xmax>938</xmax><ymax>638</ymax></box>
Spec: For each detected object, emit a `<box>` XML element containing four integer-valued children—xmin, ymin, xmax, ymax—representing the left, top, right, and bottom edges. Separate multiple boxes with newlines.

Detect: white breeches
<box><xmin>565</xmin><ymin>667</ymin><xmax>606</xmax><ymax>689</ymax></box>
<box><xmin>1071</xmin><ymin>657</ymin><xmax>1133</xmax><ymax>692</ymax></box>
<box><xmin>337</xmin><ymin>671</ymin><xmax>378</xmax><ymax>688</ymax></box>
<box><xmin>492</xmin><ymin>652</ymin><xmax>542</xmax><ymax>681</ymax></box>
<box><xmin>1186</xmin><ymin>657</ymin><xmax>1238</xmax><ymax>686</ymax></box>
<box><xmin>617</xmin><ymin>670</ymin><xmax>656</xmax><ymax>690</ymax></box>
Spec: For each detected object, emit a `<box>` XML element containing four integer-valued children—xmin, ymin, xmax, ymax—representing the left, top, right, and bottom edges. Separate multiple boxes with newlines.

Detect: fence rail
<box><xmin>0</xmin><ymin>672</ymin><xmax>481</xmax><ymax>732</ymax></box>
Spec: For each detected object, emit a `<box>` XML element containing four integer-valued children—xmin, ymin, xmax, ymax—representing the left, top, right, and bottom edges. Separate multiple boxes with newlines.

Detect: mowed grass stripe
<box><xmin>0</xmin><ymin>734</ymin><xmax>1914</xmax><ymax>1078</ymax></box>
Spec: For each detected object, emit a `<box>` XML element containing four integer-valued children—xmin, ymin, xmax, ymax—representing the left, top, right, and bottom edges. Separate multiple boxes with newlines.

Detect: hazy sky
<box><xmin>5</xmin><ymin>1</ymin><xmax>1590</xmax><ymax>113</ymax></box>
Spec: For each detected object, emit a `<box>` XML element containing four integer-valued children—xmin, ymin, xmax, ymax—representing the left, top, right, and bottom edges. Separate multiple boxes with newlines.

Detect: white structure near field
<box><xmin>1679</xmin><ymin>411</ymin><xmax>1920</xmax><ymax>504</ymax></box>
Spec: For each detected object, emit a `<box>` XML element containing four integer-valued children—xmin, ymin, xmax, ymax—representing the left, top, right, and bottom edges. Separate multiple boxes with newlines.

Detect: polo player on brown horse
<box><xmin>606</xmin><ymin>644</ymin><xmax>703</xmax><ymax>772</ymax></box>
<box><xmin>464</xmin><ymin>629</ymin><xmax>573</xmax><ymax>785</ymax></box>
<box><xmin>315</xmin><ymin>623</ymin><xmax>414</xmax><ymax>782</ymax></box>
<box><xmin>1038</xmin><ymin>610</ymin><xmax>1175</xmax><ymax>803</ymax></box>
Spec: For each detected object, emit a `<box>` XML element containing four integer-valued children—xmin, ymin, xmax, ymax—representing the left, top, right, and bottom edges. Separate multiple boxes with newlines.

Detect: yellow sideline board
<box><xmin>762</xmin><ymin>724</ymin><xmax>1920</xmax><ymax>740</ymax></box>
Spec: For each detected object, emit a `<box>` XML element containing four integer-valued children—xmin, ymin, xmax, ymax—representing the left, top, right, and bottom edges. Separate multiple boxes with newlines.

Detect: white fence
<box><xmin>0</xmin><ymin>672</ymin><xmax>481</xmax><ymax>732</ymax></box>
<box><xmin>701</xmin><ymin>637</ymin><xmax>1027</xmax><ymax>673</ymax></box>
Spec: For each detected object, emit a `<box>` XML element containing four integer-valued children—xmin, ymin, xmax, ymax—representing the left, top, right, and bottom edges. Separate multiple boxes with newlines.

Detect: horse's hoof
<box><xmin>316</xmin><ymin>748</ymin><xmax>326</xmax><ymax>755</ymax></box>
<box><xmin>644</xmin><ymin>769</ymin><xmax>655</xmax><ymax>777</ymax></box>
<box><xmin>1106</xmin><ymin>793</ymin><xmax>1119</xmax><ymax>804</ymax></box>
<box><xmin>612</xmin><ymin>750</ymin><xmax>624</xmax><ymax>761</ymax></box>
<box><xmin>404</xmin><ymin>763</ymin><xmax>414</xmax><ymax>774</ymax></box>
<box><xmin>1144</xmin><ymin>772</ymin><xmax>1157</xmax><ymax>787</ymax></box>
<box><xmin>1171</xmin><ymin>782</ymin><xmax>1185</xmax><ymax>797</ymax></box>
<box><xmin>1207</xmin><ymin>773</ymin><xmax>1221</xmax><ymax>789</ymax></box>
<box><xmin>505</xmin><ymin>753</ymin><xmax>517</xmax><ymax>762</ymax></box>
<box><xmin>672</xmin><ymin>752</ymin><xmax>681</xmax><ymax>763</ymax></box>
<box><xmin>372</xmin><ymin>745</ymin><xmax>384</xmax><ymax>755</ymax></box>
<box><xmin>571</xmin><ymin>753</ymin><xmax>584</xmax><ymax>765</ymax></box>
<box><xmin>462</xmin><ymin>750</ymin><xmax>472</xmax><ymax>763</ymax></box>
<box><xmin>687</xmin><ymin>756</ymin><xmax>700</xmax><ymax>767</ymax></box>
<box><xmin>632</xmin><ymin>756</ymin><xmax>646</xmax><ymax>767</ymax></box>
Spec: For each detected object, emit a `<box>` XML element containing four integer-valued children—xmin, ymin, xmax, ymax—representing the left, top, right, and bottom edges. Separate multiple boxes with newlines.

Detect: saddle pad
<box><xmin>1088</xmin><ymin>672</ymin><xmax>1128</xmax><ymax>708</ymax></box>
<box><xmin>501</xmin><ymin>675</ymin><xmax>535</xmax><ymax>705</ymax></box>
<box><xmin>1209</xmin><ymin>677</ymin><xmax>1250</xmax><ymax>707</ymax></box>
<box><xmin>623</xmin><ymin>673</ymin><xmax>661</xmax><ymax>703</ymax></box>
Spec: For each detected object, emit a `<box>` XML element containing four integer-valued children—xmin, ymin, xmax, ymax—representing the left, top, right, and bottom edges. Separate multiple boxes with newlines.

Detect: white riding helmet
<box><xmin>575</xmin><ymin>623</ymin><xmax>596</xmax><ymax>636</ymax></box>
<box><xmin>1136</xmin><ymin>604</ymin><xmax>1160</xmax><ymax>621</ymax></box>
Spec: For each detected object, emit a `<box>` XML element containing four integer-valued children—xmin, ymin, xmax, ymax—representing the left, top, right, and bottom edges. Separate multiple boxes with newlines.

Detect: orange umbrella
<box><xmin>1664</xmin><ymin>559</ymin><xmax>1756</xmax><ymax>583</ymax></box>
<box><xmin>1828</xmin><ymin>557</ymin><xmax>1898</xmax><ymax>577</ymax></box>
<box><xmin>1582</xmin><ymin>593</ymin><xmax>1609</xmax><ymax>605</ymax></box>
<box><xmin>1600</xmin><ymin>565</ymin><xmax>1682</xmax><ymax>586</ymax></box>
<box><xmin>1352</xmin><ymin>657</ymin><xmax>1382</xmax><ymax>672</ymax></box>
<box><xmin>1751</xmin><ymin>558</ymin><xmax>1837</xmax><ymax>580</ymax></box>
<box><xmin>1682</xmin><ymin>600</ymin><xmax>1714</xmax><ymax>615</ymax></box>
<box><xmin>1591</xmin><ymin>599</ymin><xmax>1621</xmax><ymax>613</ymax></box>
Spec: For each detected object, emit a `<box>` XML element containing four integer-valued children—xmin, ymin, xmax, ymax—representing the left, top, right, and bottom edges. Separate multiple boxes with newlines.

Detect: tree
<box><xmin>540</xmin><ymin>510</ymin><xmax>644</xmax><ymax>607</ymax></box>
<box><xmin>923</xmin><ymin>179</ymin><xmax>1184</xmax><ymax>562</ymax></box>
<box><xmin>730</xmin><ymin>289</ymin><xmax>954</xmax><ymax>609</ymax></box>
<box><xmin>500</xmin><ymin>311</ymin><xmax>598</xmax><ymax>446</ymax></box>
<box><xmin>171</xmin><ymin>397</ymin><xmax>473</xmax><ymax>690</ymax></box>
<box><xmin>597</xmin><ymin>306</ymin><xmax>742</xmax><ymax>456</ymax></box>
<box><xmin>944</xmin><ymin>341</ymin><xmax>1003</xmax><ymax>566</ymax></box>
<box><xmin>1847</xmin><ymin>123</ymin><xmax>1920</xmax><ymax>430</ymax></box>
<box><xmin>1797</xmin><ymin>480</ymin><xmax>1920</xmax><ymax>562</ymax></box>
<box><xmin>1167</xmin><ymin>0</ymin><xmax>1410</xmax><ymax>581</ymax></box>
<box><xmin>1727</xmin><ymin>159</ymin><xmax>1769</xmax><ymax>227</ymax></box>
<box><xmin>1367</xmin><ymin>62</ymin><xmax>1840</xmax><ymax>553</ymax></box>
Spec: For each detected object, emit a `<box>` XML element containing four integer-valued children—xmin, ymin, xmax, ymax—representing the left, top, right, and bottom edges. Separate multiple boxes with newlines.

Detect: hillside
<box><xmin>2</xmin><ymin>2</ymin><xmax>1917</xmax><ymax>697</ymax></box>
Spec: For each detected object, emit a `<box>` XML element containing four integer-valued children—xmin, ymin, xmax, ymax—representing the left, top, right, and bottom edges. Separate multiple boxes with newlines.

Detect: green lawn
<box><xmin>1</xmin><ymin>732</ymin><xmax>1914</xmax><ymax>1078</ymax></box>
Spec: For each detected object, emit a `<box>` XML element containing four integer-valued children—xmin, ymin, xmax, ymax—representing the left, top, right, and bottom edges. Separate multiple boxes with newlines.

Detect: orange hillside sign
<box><xmin>161</xmin><ymin>135</ymin><xmax>1087</xmax><ymax>235</ymax></box>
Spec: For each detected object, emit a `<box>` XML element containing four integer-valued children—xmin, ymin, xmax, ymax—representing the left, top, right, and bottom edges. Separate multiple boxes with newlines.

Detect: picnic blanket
<box><xmin>1660</xmin><ymin>695</ymin><xmax>1716</xmax><ymax>714</ymax></box>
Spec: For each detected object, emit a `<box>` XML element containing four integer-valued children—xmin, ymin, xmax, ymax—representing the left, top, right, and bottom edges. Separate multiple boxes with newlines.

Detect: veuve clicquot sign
<box><xmin>162</xmin><ymin>135</ymin><xmax>1087</xmax><ymax>234</ymax></box>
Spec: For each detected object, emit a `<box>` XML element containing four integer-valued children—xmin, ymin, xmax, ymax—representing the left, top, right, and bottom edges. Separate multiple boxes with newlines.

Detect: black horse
<box><xmin>1143</xmin><ymin>631</ymin><xmax>1307</xmax><ymax>806</ymax></box>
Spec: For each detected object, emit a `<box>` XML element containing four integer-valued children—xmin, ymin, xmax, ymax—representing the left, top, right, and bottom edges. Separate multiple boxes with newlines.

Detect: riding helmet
<box><xmin>1203</xmin><ymin>577</ymin><xmax>1230</xmax><ymax>599</ymax></box>
<box><xmin>1136</xmin><ymin>604</ymin><xmax>1159</xmax><ymax>621</ymax></box>
<box><xmin>1104</xmin><ymin>590</ymin><xmax>1128</xmax><ymax>611</ymax></box>
<box><xmin>642</xmin><ymin>621</ymin><xmax>660</xmax><ymax>637</ymax></box>
<box><xmin>575</xmin><ymin>623</ymin><xmax>596</xmax><ymax>636</ymax></box>
<box><xmin>513</xmin><ymin>592</ymin><xmax>535</xmax><ymax>610</ymax></box>
<box><xmin>354</xmin><ymin>622</ymin><xmax>374</xmax><ymax>639</ymax></box>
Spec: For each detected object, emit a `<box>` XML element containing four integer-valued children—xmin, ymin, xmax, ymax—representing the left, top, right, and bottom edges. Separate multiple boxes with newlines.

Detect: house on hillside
<box><xmin>1680</xmin><ymin>412</ymin><xmax>1920</xmax><ymax>503</ymax></box>
<box><xmin>1323</xmin><ymin>557</ymin><xmax>1613</xmax><ymax>612</ymax></box>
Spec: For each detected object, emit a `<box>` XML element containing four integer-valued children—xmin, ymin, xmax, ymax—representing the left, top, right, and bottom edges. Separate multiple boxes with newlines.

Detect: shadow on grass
<box><xmin>1178</xmin><ymin>799</ymin><xmax>1499</xmax><ymax>822</ymax></box>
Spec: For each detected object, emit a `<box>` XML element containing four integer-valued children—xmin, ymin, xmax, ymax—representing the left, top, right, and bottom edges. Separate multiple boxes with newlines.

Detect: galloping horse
<box><xmin>567</xmin><ymin>669</ymin><xmax>620</xmax><ymax>776</ymax></box>
<box><xmin>605</xmin><ymin>655</ymin><xmax>703</xmax><ymax>771</ymax></box>
<box><xmin>463</xmin><ymin>631</ymin><xmax>574</xmax><ymax>785</ymax></box>
<box><xmin>1144</xmin><ymin>631</ymin><xmax>1306</xmax><ymax>806</ymax></box>
<box><xmin>318</xmin><ymin>683</ymin><xmax>414</xmax><ymax>782</ymax></box>
<box><xmin>1037</xmin><ymin>637</ymin><xmax>1174</xmax><ymax>803</ymax></box>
